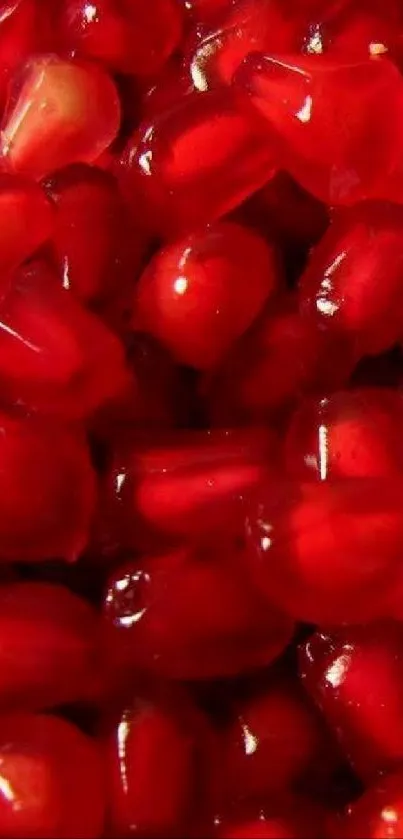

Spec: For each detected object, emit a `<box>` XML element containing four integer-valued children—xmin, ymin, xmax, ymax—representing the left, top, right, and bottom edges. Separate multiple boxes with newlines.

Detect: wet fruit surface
<box><xmin>3</xmin><ymin>2</ymin><xmax>403</xmax><ymax>836</ymax></box>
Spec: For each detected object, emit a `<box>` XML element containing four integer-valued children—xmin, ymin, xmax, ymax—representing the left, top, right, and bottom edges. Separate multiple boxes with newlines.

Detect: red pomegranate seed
<box><xmin>311</xmin><ymin>5</ymin><xmax>399</xmax><ymax>61</ymax></box>
<box><xmin>235</xmin><ymin>53</ymin><xmax>403</xmax><ymax>204</ymax></box>
<box><xmin>285</xmin><ymin>388</ymin><xmax>403</xmax><ymax>480</ymax></box>
<box><xmin>179</xmin><ymin>0</ymin><xmax>233</xmax><ymax>25</ymax></box>
<box><xmin>218</xmin><ymin>679</ymin><xmax>333</xmax><ymax>804</ymax></box>
<box><xmin>43</xmin><ymin>163</ymin><xmax>143</xmax><ymax>308</ymax></box>
<box><xmin>204</xmin><ymin>295</ymin><xmax>351</xmax><ymax>426</ymax></box>
<box><xmin>299</xmin><ymin>624</ymin><xmax>403</xmax><ymax>780</ymax></box>
<box><xmin>60</xmin><ymin>0</ymin><xmax>183</xmax><ymax>77</ymax></box>
<box><xmin>184</xmin><ymin>0</ymin><xmax>301</xmax><ymax>92</ymax></box>
<box><xmin>98</xmin><ymin>426</ymin><xmax>279</xmax><ymax>551</ymax></box>
<box><xmin>118</xmin><ymin>88</ymin><xmax>276</xmax><ymax>239</ymax></box>
<box><xmin>0</xmin><ymin>173</ymin><xmax>53</xmax><ymax>286</ymax></box>
<box><xmin>0</xmin><ymin>712</ymin><xmax>104</xmax><ymax>838</ymax></box>
<box><xmin>299</xmin><ymin>202</ymin><xmax>403</xmax><ymax>360</ymax></box>
<box><xmin>133</xmin><ymin>221</ymin><xmax>280</xmax><ymax>370</ymax></box>
<box><xmin>330</xmin><ymin>771</ymin><xmax>403</xmax><ymax>838</ymax></box>
<box><xmin>0</xmin><ymin>55</ymin><xmax>120</xmax><ymax>180</ymax></box>
<box><xmin>0</xmin><ymin>413</ymin><xmax>94</xmax><ymax>562</ymax></box>
<box><xmin>0</xmin><ymin>0</ymin><xmax>37</xmax><ymax>111</ymax></box>
<box><xmin>104</xmin><ymin>545</ymin><xmax>294</xmax><ymax>680</ymax></box>
<box><xmin>0</xmin><ymin>260</ymin><xmax>129</xmax><ymax>418</ymax></box>
<box><xmin>0</xmin><ymin>581</ymin><xmax>102</xmax><ymax>710</ymax></box>
<box><xmin>245</xmin><ymin>478</ymin><xmax>403</xmax><ymax>625</ymax></box>
<box><xmin>106</xmin><ymin>684</ymin><xmax>211</xmax><ymax>837</ymax></box>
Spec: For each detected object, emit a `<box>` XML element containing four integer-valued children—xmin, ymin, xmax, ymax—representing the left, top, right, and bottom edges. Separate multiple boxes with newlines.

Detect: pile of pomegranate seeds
<box><xmin>5</xmin><ymin>0</ymin><xmax>403</xmax><ymax>836</ymax></box>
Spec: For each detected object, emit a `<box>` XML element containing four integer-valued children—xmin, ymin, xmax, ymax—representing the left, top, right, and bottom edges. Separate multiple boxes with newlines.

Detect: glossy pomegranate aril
<box><xmin>0</xmin><ymin>582</ymin><xmax>102</xmax><ymax>710</ymax></box>
<box><xmin>104</xmin><ymin>545</ymin><xmax>294</xmax><ymax>680</ymax></box>
<box><xmin>98</xmin><ymin>426</ymin><xmax>278</xmax><ymax>551</ymax></box>
<box><xmin>0</xmin><ymin>0</ymin><xmax>37</xmax><ymax>112</ymax></box>
<box><xmin>119</xmin><ymin>88</ymin><xmax>276</xmax><ymax>239</ymax></box>
<box><xmin>235</xmin><ymin>53</ymin><xmax>403</xmax><ymax>204</ymax></box>
<box><xmin>245</xmin><ymin>478</ymin><xmax>403</xmax><ymax>625</ymax></box>
<box><xmin>61</xmin><ymin>0</ymin><xmax>183</xmax><ymax>77</ymax></box>
<box><xmin>0</xmin><ymin>55</ymin><xmax>120</xmax><ymax>180</ymax></box>
<box><xmin>106</xmin><ymin>685</ymin><xmax>209</xmax><ymax>837</ymax></box>
<box><xmin>185</xmin><ymin>0</ymin><xmax>301</xmax><ymax>92</ymax></box>
<box><xmin>299</xmin><ymin>202</ymin><xmax>403</xmax><ymax>360</ymax></box>
<box><xmin>0</xmin><ymin>413</ymin><xmax>94</xmax><ymax>562</ymax></box>
<box><xmin>219</xmin><ymin>680</ymin><xmax>331</xmax><ymax>805</ymax></box>
<box><xmin>331</xmin><ymin>771</ymin><xmax>403</xmax><ymax>838</ymax></box>
<box><xmin>0</xmin><ymin>260</ymin><xmax>128</xmax><ymax>418</ymax></box>
<box><xmin>133</xmin><ymin>221</ymin><xmax>280</xmax><ymax>370</ymax></box>
<box><xmin>0</xmin><ymin>174</ymin><xmax>53</xmax><ymax>285</ymax></box>
<box><xmin>0</xmin><ymin>712</ymin><xmax>104</xmax><ymax>838</ymax></box>
<box><xmin>285</xmin><ymin>388</ymin><xmax>403</xmax><ymax>480</ymax></box>
<box><xmin>299</xmin><ymin>624</ymin><xmax>403</xmax><ymax>780</ymax></box>
<box><xmin>44</xmin><ymin>163</ymin><xmax>143</xmax><ymax>308</ymax></box>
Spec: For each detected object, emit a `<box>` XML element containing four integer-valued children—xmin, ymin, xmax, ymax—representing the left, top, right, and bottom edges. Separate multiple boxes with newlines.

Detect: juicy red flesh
<box><xmin>133</xmin><ymin>220</ymin><xmax>280</xmax><ymax>369</ymax></box>
<box><xmin>3</xmin><ymin>1</ymin><xmax>403</xmax><ymax>836</ymax></box>
<box><xmin>0</xmin><ymin>712</ymin><xmax>104</xmax><ymax>838</ymax></box>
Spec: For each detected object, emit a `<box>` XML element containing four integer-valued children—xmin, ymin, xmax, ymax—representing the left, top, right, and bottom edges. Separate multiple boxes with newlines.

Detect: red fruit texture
<box><xmin>284</xmin><ymin>388</ymin><xmax>403</xmax><ymax>480</ymax></box>
<box><xmin>133</xmin><ymin>221</ymin><xmax>280</xmax><ymax>370</ymax></box>
<box><xmin>0</xmin><ymin>712</ymin><xmax>104</xmax><ymax>838</ymax></box>
<box><xmin>106</xmin><ymin>684</ymin><xmax>212</xmax><ymax>837</ymax></box>
<box><xmin>0</xmin><ymin>55</ymin><xmax>120</xmax><ymax>180</ymax></box>
<box><xmin>104</xmin><ymin>544</ymin><xmax>294</xmax><ymax>680</ymax></box>
<box><xmin>60</xmin><ymin>0</ymin><xmax>183</xmax><ymax>77</ymax></box>
<box><xmin>119</xmin><ymin>88</ymin><xmax>276</xmax><ymax>239</ymax></box>
<box><xmin>0</xmin><ymin>260</ymin><xmax>129</xmax><ymax>418</ymax></box>
<box><xmin>0</xmin><ymin>413</ymin><xmax>95</xmax><ymax>562</ymax></box>
<box><xmin>235</xmin><ymin>53</ymin><xmax>403</xmax><ymax>204</ymax></box>
<box><xmin>330</xmin><ymin>771</ymin><xmax>403</xmax><ymax>838</ymax></box>
<box><xmin>299</xmin><ymin>202</ymin><xmax>403</xmax><ymax>361</ymax></box>
<box><xmin>245</xmin><ymin>478</ymin><xmax>403</xmax><ymax>625</ymax></box>
<box><xmin>299</xmin><ymin>623</ymin><xmax>403</xmax><ymax>780</ymax></box>
<box><xmin>97</xmin><ymin>426</ymin><xmax>279</xmax><ymax>552</ymax></box>
<box><xmin>0</xmin><ymin>582</ymin><xmax>102</xmax><ymax>710</ymax></box>
<box><xmin>44</xmin><ymin>163</ymin><xmax>144</xmax><ymax>308</ymax></box>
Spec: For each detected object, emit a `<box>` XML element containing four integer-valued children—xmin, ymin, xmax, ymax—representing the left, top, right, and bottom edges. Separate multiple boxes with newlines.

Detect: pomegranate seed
<box><xmin>43</xmin><ymin>163</ymin><xmax>143</xmax><ymax>308</ymax></box>
<box><xmin>97</xmin><ymin>426</ymin><xmax>279</xmax><ymax>552</ymax></box>
<box><xmin>141</xmin><ymin>60</ymin><xmax>196</xmax><ymax>121</ymax></box>
<box><xmin>0</xmin><ymin>581</ymin><xmax>102</xmax><ymax>710</ymax></box>
<box><xmin>106</xmin><ymin>684</ymin><xmax>211</xmax><ymax>836</ymax></box>
<box><xmin>0</xmin><ymin>0</ymin><xmax>37</xmax><ymax>111</ymax></box>
<box><xmin>0</xmin><ymin>413</ymin><xmax>94</xmax><ymax>562</ymax></box>
<box><xmin>285</xmin><ymin>388</ymin><xmax>403</xmax><ymax>480</ymax></box>
<box><xmin>0</xmin><ymin>55</ymin><xmax>120</xmax><ymax>180</ymax></box>
<box><xmin>299</xmin><ymin>202</ymin><xmax>403</xmax><ymax>360</ymax></box>
<box><xmin>133</xmin><ymin>221</ymin><xmax>280</xmax><ymax>370</ymax></box>
<box><xmin>0</xmin><ymin>712</ymin><xmax>104</xmax><ymax>838</ymax></box>
<box><xmin>119</xmin><ymin>88</ymin><xmax>276</xmax><ymax>238</ymax></box>
<box><xmin>330</xmin><ymin>771</ymin><xmax>403</xmax><ymax>838</ymax></box>
<box><xmin>0</xmin><ymin>260</ymin><xmax>129</xmax><ymax>418</ymax></box>
<box><xmin>235</xmin><ymin>53</ymin><xmax>403</xmax><ymax>204</ymax></box>
<box><xmin>184</xmin><ymin>0</ymin><xmax>301</xmax><ymax>93</ymax></box>
<box><xmin>245</xmin><ymin>478</ymin><xmax>403</xmax><ymax>624</ymax></box>
<box><xmin>179</xmin><ymin>0</ymin><xmax>233</xmax><ymax>25</ymax></box>
<box><xmin>299</xmin><ymin>624</ymin><xmax>403</xmax><ymax>780</ymax></box>
<box><xmin>0</xmin><ymin>173</ymin><xmax>53</xmax><ymax>287</ymax></box>
<box><xmin>104</xmin><ymin>544</ymin><xmax>294</xmax><ymax>679</ymax></box>
<box><xmin>218</xmin><ymin>679</ymin><xmax>333</xmax><ymax>804</ymax></box>
<box><xmin>60</xmin><ymin>0</ymin><xmax>183</xmax><ymax>77</ymax></box>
